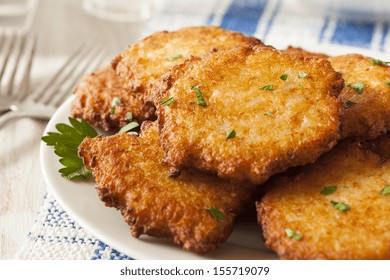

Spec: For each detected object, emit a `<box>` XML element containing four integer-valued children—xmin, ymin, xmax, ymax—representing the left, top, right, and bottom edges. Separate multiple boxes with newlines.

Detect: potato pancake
<box><xmin>157</xmin><ymin>45</ymin><xmax>343</xmax><ymax>184</ymax></box>
<box><xmin>113</xmin><ymin>26</ymin><xmax>262</xmax><ymax>102</ymax></box>
<box><xmin>71</xmin><ymin>66</ymin><xmax>156</xmax><ymax>132</ymax></box>
<box><xmin>78</xmin><ymin>122</ymin><xmax>255</xmax><ymax>254</ymax></box>
<box><xmin>258</xmin><ymin>140</ymin><xmax>390</xmax><ymax>259</ymax></box>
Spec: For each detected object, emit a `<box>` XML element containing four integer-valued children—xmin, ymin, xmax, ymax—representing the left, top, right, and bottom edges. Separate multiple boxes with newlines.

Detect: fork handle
<box><xmin>0</xmin><ymin>109</ymin><xmax>55</xmax><ymax>129</ymax></box>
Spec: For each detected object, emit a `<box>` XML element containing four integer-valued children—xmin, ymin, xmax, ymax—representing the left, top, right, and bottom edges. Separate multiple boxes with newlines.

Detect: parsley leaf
<box><xmin>41</xmin><ymin>117</ymin><xmax>98</xmax><ymax>180</ymax></box>
<box><xmin>125</xmin><ymin>112</ymin><xmax>133</xmax><ymax>121</ymax></box>
<box><xmin>264</xmin><ymin>112</ymin><xmax>273</xmax><ymax>117</ymax></box>
<box><xmin>343</xmin><ymin>100</ymin><xmax>357</xmax><ymax>108</ymax></box>
<box><xmin>191</xmin><ymin>85</ymin><xmax>207</xmax><ymax>107</ymax></box>
<box><xmin>320</xmin><ymin>185</ymin><xmax>337</xmax><ymax>195</ymax></box>
<box><xmin>371</xmin><ymin>59</ymin><xmax>390</xmax><ymax>66</ymax></box>
<box><xmin>165</xmin><ymin>54</ymin><xmax>182</xmax><ymax>61</ymax></box>
<box><xmin>380</xmin><ymin>185</ymin><xmax>390</xmax><ymax>196</ymax></box>
<box><xmin>118</xmin><ymin>121</ymin><xmax>139</xmax><ymax>134</ymax></box>
<box><xmin>285</xmin><ymin>228</ymin><xmax>303</xmax><ymax>240</ymax></box>
<box><xmin>298</xmin><ymin>72</ymin><xmax>307</xmax><ymax>78</ymax></box>
<box><xmin>386</xmin><ymin>80</ymin><xmax>390</xmax><ymax>87</ymax></box>
<box><xmin>207</xmin><ymin>207</ymin><xmax>224</xmax><ymax>222</ymax></box>
<box><xmin>160</xmin><ymin>96</ymin><xmax>175</xmax><ymax>107</ymax></box>
<box><xmin>280</xmin><ymin>74</ymin><xmax>288</xmax><ymax>81</ymax></box>
<box><xmin>330</xmin><ymin>201</ymin><xmax>350</xmax><ymax>212</ymax></box>
<box><xmin>226</xmin><ymin>129</ymin><xmax>236</xmax><ymax>140</ymax></box>
<box><xmin>346</xmin><ymin>82</ymin><xmax>364</xmax><ymax>94</ymax></box>
<box><xmin>259</xmin><ymin>84</ymin><xmax>274</xmax><ymax>91</ymax></box>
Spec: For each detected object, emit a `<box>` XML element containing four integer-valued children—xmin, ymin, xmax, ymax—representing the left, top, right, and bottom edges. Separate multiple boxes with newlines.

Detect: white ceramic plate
<box><xmin>40</xmin><ymin>96</ymin><xmax>278</xmax><ymax>260</ymax></box>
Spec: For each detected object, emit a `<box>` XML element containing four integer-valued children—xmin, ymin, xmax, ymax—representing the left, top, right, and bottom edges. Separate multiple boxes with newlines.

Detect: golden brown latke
<box><xmin>78</xmin><ymin>122</ymin><xmax>255</xmax><ymax>254</ymax></box>
<box><xmin>258</xmin><ymin>140</ymin><xmax>390</xmax><ymax>260</ymax></box>
<box><xmin>71</xmin><ymin>66</ymin><xmax>156</xmax><ymax>132</ymax></box>
<box><xmin>329</xmin><ymin>54</ymin><xmax>390</xmax><ymax>139</ymax></box>
<box><xmin>113</xmin><ymin>26</ymin><xmax>262</xmax><ymax>102</ymax></box>
<box><xmin>287</xmin><ymin>46</ymin><xmax>390</xmax><ymax>140</ymax></box>
<box><xmin>157</xmin><ymin>45</ymin><xmax>343</xmax><ymax>184</ymax></box>
<box><xmin>257</xmin><ymin>140</ymin><xmax>390</xmax><ymax>259</ymax></box>
<box><xmin>286</xmin><ymin>46</ymin><xmax>330</xmax><ymax>60</ymax></box>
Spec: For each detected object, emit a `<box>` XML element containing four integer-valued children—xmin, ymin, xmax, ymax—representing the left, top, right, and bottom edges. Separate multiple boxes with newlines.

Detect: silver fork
<box><xmin>0</xmin><ymin>31</ymin><xmax>36</xmax><ymax>113</ymax></box>
<box><xmin>0</xmin><ymin>43</ymin><xmax>109</xmax><ymax>128</ymax></box>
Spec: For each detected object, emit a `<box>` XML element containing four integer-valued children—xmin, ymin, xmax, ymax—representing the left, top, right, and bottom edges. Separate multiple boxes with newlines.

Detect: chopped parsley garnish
<box><xmin>259</xmin><ymin>84</ymin><xmax>274</xmax><ymax>91</ymax></box>
<box><xmin>330</xmin><ymin>201</ymin><xmax>350</xmax><ymax>212</ymax></box>
<box><xmin>110</xmin><ymin>97</ymin><xmax>122</xmax><ymax>115</ymax></box>
<box><xmin>298</xmin><ymin>72</ymin><xmax>307</xmax><ymax>78</ymax></box>
<box><xmin>380</xmin><ymin>185</ymin><xmax>390</xmax><ymax>196</ymax></box>
<box><xmin>165</xmin><ymin>54</ymin><xmax>182</xmax><ymax>61</ymax></box>
<box><xmin>160</xmin><ymin>96</ymin><xmax>175</xmax><ymax>107</ymax></box>
<box><xmin>264</xmin><ymin>112</ymin><xmax>273</xmax><ymax>117</ymax></box>
<box><xmin>125</xmin><ymin>112</ymin><xmax>133</xmax><ymax>121</ymax></box>
<box><xmin>285</xmin><ymin>228</ymin><xmax>302</xmax><ymax>240</ymax></box>
<box><xmin>320</xmin><ymin>185</ymin><xmax>337</xmax><ymax>195</ymax></box>
<box><xmin>225</xmin><ymin>129</ymin><xmax>236</xmax><ymax>140</ymax></box>
<box><xmin>298</xmin><ymin>83</ymin><xmax>303</xmax><ymax>88</ymax></box>
<box><xmin>343</xmin><ymin>100</ymin><xmax>357</xmax><ymax>108</ymax></box>
<box><xmin>118</xmin><ymin>121</ymin><xmax>139</xmax><ymax>134</ymax></box>
<box><xmin>346</xmin><ymin>82</ymin><xmax>364</xmax><ymax>94</ymax></box>
<box><xmin>280</xmin><ymin>74</ymin><xmax>288</xmax><ymax>81</ymax></box>
<box><xmin>41</xmin><ymin>117</ymin><xmax>98</xmax><ymax>180</ymax></box>
<box><xmin>191</xmin><ymin>85</ymin><xmax>207</xmax><ymax>107</ymax></box>
<box><xmin>111</xmin><ymin>97</ymin><xmax>122</xmax><ymax>106</ymax></box>
<box><xmin>371</xmin><ymin>59</ymin><xmax>390</xmax><ymax>66</ymax></box>
<box><xmin>386</xmin><ymin>80</ymin><xmax>390</xmax><ymax>87</ymax></box>
<box><xmin>207</xmin><ymin>207</ymin><xmax>224</xmax><ymax>222</ymax></box>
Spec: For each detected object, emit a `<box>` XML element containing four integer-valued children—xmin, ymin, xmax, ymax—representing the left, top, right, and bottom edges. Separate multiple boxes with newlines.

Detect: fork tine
<box><xmin>5</xmin><ymin>33</ymin><xmax>27</xmax><ymax>96</ymax></box>
<box><xmin>26</xmin><ymin>45</ymin><xmax>89</xmax><ymax>103</ymax></box>
<box><xmin>0</xmin><ymin>32</ymin><xmax>17</xmax><ymax>90</ymax></box>
<box><xmin>52</xmin><ymin>48</ymin><xmax>110</xmax><ymax>108</ymax></box>
<box><xmin>40</xmin><ymin>45</ymin><xmax>102</xmax><ymax>107</ymax></box>
<box><xmin>17</xmin><ymin>34</ymin><xmax>37</xmax><ymax>101</ymax></box>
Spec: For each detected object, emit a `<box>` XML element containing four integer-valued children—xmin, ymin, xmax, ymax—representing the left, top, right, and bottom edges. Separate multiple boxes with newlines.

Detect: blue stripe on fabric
<box><xmin>331</xmin><ymin>20</ymin><xmax>375</xmax><ymax>48</ymax></box>
<box><xmin>319</xmin><ymin>16</ymin><xmax>329</xmax><ymax>43</ymax></box>
<box><xmin>220</xmin><ymin>0</ymin><xmax>268</xmax><ymax>35</ymax></box>
<box><xmin>380</xmin><ymin>23</ymin><xmax>389</xmax><ymax>51</ymax></box>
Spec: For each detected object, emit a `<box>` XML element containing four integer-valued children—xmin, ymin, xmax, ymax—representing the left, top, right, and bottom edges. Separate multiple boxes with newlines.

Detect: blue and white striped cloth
<box><xmin>17</xmin><ymin>0</ymin><xmax>389</xmax><ymax>259</ymax></box>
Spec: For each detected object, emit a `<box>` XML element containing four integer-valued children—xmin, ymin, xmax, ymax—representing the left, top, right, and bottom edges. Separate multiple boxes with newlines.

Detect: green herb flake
<box><xmin>343</xmin><ymin>100</ymin><xmax>357</xmax><ymax>108</ymax></box>
<box><xmin>298</xmin><ymin>72</ymin><xmax>307</xmax><ymax>79</ymax></box>
<box><xmin>386</xmin><ymin>80</ymin><xmax>390</xmax><ymax>87</ymax></box>
<box><xmin>41</xmin><ymin>117</ymin><xmax>98</xmax><ymax>180</ymax></box>
<box><xmin>371</xmin><ymin>59</ymin><xmax>390</xmax><ymax>66</ymax></box>
<box><xmin>207</xmin><ymin>207</ymin><xmax>224</xmax><ymax>222</ymax></box>
<box><xmin>330</xmin><ymin>201</ymin><xmax>350</xmax><ymax>213</ymax></box>
<box><xmin>165</xmin><ymin>54</ymin><xmax>183</xmax><ymax>61</ymax></box>
<box><xmin>160</xmin><ymin>96</ymin><xmax>175</xmax><ymax>107</ymax></box>
<box><xmin>320</xmin><ymin>185</ymin><xmax>337</xmax><ymax>195</ymax></box>
<box><xmin>110</xmin><ymin>107</ymin><xmax>115</xmax><ymax>115</ymax></box>
<box><xmin>379</xmin><ymin>185</ymin><xmax>390</xmax><ymax>196</ymax></box>
<box><xmin>298</xmin><ymin>83</ymin><xmax>303</xmax><ymax>88</ymax></box>
<box><xmin>264</xmin><ymin>112</ymin><xmax>273</xmax><ymax>117</ymax></box>
<box><xmin>280</xmin><ymin>74</ymin><xmax>288</xmax><ymax>81</ymax></box>
<box><xmin>191</xmin><ymin>85</ymin><xmax>207</xmax><ymax>107</ymax></box>
<box><xmin>225</xmin><ymin>129</ymin><xmax>236</xmax><ymax>140</ymax></box>
<box><xmin>346</xmin><ymin>82</ymin><xmax>364</xmax><ymax>94</ymax></box>
<box><xmin>285</xmin><ymin>228</ymin><xmax>303</xmax><ymax>240</ymax></box>
<box><xmin>259</xmin><ymin>84</ymin><xmax>274</xmax><ymax>91</ymax></box>
<box><xmin>125</xmin><ymin>112</ymin><xmax>133</xmax><ymax>121</ymax></box>
<box><xmin>118</xmin><ymin>121</ymin><xmax>140</xmax><ymax>134</ymax></box>
<box><xmin>111</xmin><ymin>97</ymin><xmax>122</xmax><ymax>107</ymax></box>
